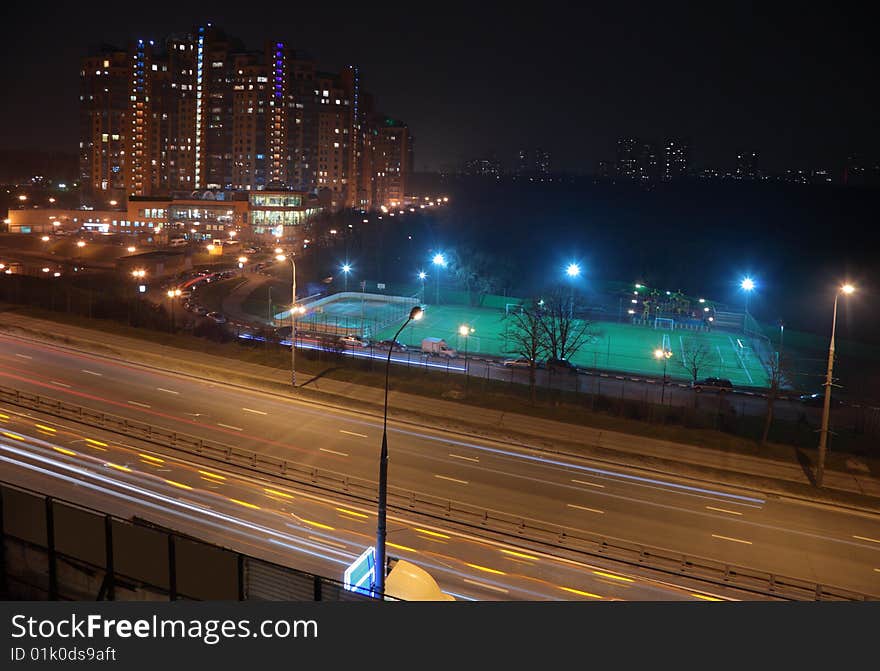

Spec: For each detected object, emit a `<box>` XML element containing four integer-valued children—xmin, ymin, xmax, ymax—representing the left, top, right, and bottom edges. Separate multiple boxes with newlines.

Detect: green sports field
<box><xmin>374</xmin><ymin>303</ymin><xmax>771</xmax><ymax>387</ymax></box>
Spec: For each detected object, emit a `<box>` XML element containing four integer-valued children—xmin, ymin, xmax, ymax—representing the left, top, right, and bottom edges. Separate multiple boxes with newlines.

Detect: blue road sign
<box><xmin>344</xmin><ymin>546</ymin><xmax>376</xmax><ymax>596</ymax></box>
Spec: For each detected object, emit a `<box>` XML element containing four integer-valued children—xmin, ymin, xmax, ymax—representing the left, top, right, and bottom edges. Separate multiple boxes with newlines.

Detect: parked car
<box><xmin>206</xmin><ymin>311</ymin><xmax>227</xmax><ymax>324</ymax></box>
<box><xmin>375</xmin><ymin>339</ymin><xmax>407</xmax><ymax>352</ymax></box>
<box><xmin>546</xmin><ymin>357</ymin><xmax>578</xmax><ymax>373</ymax></box>
<box><xmin>798</xmin><ymin>392</ymin><xmax>842</xmax><ymax>408</ymax></box>
<box><xmin>503</xmin><ymin>357</ymin><xmax>539</xmax><ymax>368</ymax></box>
<box><xmin>243</xmin><ymin>247</ymin><xmax>258</xmax><ymax>254</ymax></box>
<box><xmin>193</xmin><ymin>305</ymin><xmax>209</xmax><ymax>316</ymax></box>
<box><xmin>692</xmin><ymin>377</ymin><xmax>734</xmax><ymax>392</ymax></box>
<box><xmin>338</xmin><ymin>334</ymin><xmax>370</xmax><ymax>348</ymax></box>
<box><xmin>421</xmin><ymin>337</ymin><xmax>457</xmax><ymax>358</ymax></box>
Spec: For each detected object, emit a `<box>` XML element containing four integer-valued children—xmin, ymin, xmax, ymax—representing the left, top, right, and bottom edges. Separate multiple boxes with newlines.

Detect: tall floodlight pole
<box><xmin>418</xmin><ymin>271</ymin><xmax>427</xmax><ymax>302</ymax></box>
<box><xmin>376</xmin><ymin>305</ymin><xmax>424</xmax><ymax>598</ymax></box>
<box><xmin>740</xmin><ymin>277</ymin><xmax>755</xmax><ymax>316</ymax></box>
<box><xmin>277</xmin><ymin>253</ymin><xmax>298</xmax><ymax>387</ymax></box>
<box><xmin>432</xmin><ymin>253</ymin><xmax>446</xmax><ymax>304</ymax></box>
<box><xmin>816</xmin><ymin>284</ymin><xmax>855</xmax><ymax>487</ymax></box>
<box><xmin>566</xmin><ymin>263</ymin><xmax>581</xmax><ymax>318</ymax></box>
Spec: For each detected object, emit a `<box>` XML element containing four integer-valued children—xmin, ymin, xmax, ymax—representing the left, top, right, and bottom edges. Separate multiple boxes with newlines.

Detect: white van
<box><xmin>421</xmin><ymin>337</ymin><xmax>457</xmax><ymax>358</ymax></box>
<box><xmin>169</xmin><ymin>238</ymin><xmax>187</xmax><ymax>247</ymax></box>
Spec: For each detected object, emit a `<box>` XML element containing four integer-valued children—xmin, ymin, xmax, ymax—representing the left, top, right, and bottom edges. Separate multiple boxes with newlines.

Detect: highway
<box><xmin>1</xmin><ymin>332</ymin><xmax>878</xmax><ymax>599</ymax></box>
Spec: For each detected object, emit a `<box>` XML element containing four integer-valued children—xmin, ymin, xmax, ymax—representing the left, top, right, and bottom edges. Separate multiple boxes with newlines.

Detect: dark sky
<box><xmin>1</xmin><ymin>1</ymin><xmax>876</xmax><ymax>173</ymax></box>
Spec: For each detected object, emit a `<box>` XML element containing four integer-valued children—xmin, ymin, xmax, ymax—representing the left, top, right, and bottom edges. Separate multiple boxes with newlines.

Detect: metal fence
<box><xmin>0</xmin><ymin>384</ymin><xmax>872</xmax><ymax>602</ymax></box>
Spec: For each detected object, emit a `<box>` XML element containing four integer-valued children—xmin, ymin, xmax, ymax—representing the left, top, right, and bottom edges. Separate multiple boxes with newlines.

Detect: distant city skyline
<box><xmin>0</xmin><ymin>3</ymin><xmax>876</xmax><ymax>175</ymax></box>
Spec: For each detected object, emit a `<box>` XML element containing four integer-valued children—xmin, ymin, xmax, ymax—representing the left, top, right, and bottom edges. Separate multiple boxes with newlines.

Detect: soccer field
<box><xmin>374</xmin><ymin>304</ymin><xmax>771</xmax><ymax>387</ymax></box>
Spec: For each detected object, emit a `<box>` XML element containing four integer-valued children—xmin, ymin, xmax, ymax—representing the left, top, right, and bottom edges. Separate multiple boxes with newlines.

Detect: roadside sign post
<box><xmin>343</xmin><ymin>546</ymin><xmax>377</xmax><ymax>597</ymax></box>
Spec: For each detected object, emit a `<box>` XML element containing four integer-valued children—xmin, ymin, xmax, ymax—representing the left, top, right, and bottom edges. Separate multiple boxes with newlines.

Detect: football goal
<box><xmin>654</xmin><ymin>317</ymin><xmax>675</xmax><ymax>330</ymax></box>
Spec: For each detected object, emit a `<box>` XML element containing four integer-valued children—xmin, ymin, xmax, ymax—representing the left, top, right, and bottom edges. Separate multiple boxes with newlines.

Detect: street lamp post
<box><xmin>816</xmin><ymin>284</ymin><xmax>855</xmax><ymax>487</ymax></box>
<box><xmin>276</xmin><ymin>254</ymin><xmax>298</xmax><ymax>387</ymax></box>
<box><xmin>459</xmin><ymin>324</ymin><xmax>474</xmax><ymax>391</ymax></box>
<box><xmin>654</xmin><ymin>347</ymin><xmax>673</xmax><ymax>405</ymax></box>
<box><xmin>166</xmin><ymin>289</ymin><xmax>181</xmax><ymax>332</ymax></box>
<box><xmin>375</xmin><ymin>305</ymin><xmax>424</xmax><ymax>598</ymax></box>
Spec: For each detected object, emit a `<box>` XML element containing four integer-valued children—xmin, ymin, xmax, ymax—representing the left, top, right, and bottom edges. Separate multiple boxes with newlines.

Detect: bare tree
<box><xmin>678</xmin><ymin>335</ymin><xmax>716</xmax><ymax>384</ymax></box>
<box><xmin>540</xmin><ymin>285</ymin><xmax>594</xmax><ymax>361</ymax></box>
<box><xmin>761</xmin><ymin>351</ymin><xmax>785</xmax><ymax>447</ymax></box>
<box><xmin>504</xmin><ymin>299</ymin><xmax>548</xmax><ymax>403</ymax></box>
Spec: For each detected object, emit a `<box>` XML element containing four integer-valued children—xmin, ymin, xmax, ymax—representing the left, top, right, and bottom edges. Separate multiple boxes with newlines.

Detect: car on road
<box><xmin>546</xmin><ymin>357</ymin><xmax>578</xmax><ymax>374</ymax></box>
<box><xmin>691</xmin><ymin>377</ymin><xmax>734</xmax><ymax>392</ymax></box>
<box><xmin>502</xmin><ymin>357</ymin><xmax>540</xmax><ymax>369</ymax></box>
<box><xmin>798</xmin><ymin>392</ymin><xmax>842</xmax><ymax>408</ymax></box>
<box><xmin>243</xmin><ymin>247</ymin><xmax>258</xmax><ymax>254</ymax></box>
<box><xmin>192</xmin><ymin>305</ymin><xmax>209</xmax><ymax>316</ymax></box>
<box><xmin>375</xmin><ymin>339</ymin><xmax>407</xmax><ymax>352</ymax></box>
<box><xmin>338</xmin><ymin>334</ymin><xmax>370</xmax><ymax>348</ymax></box>
<box><xmin>206</xmin><ymin>311</ymin><xmax>227</xmax><ymax>324</ymax></box>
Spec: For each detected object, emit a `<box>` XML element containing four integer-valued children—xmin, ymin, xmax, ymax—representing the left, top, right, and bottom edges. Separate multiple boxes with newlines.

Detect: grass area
<box><xmin>373</xmin><ymin>304</ymin><xmax>771</xmax><ymax>387</ymax></box>
<box><xmin>3</xmin><ymin>303</ymin><xmax>873</xmax><ymax>462</ymax></box>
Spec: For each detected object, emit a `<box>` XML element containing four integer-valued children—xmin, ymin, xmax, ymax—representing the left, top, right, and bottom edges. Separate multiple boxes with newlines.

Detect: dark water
<box><xmin>422</xmin><ymin>177</ymin><xmax>880</xmax><ymax>345</ymax></box>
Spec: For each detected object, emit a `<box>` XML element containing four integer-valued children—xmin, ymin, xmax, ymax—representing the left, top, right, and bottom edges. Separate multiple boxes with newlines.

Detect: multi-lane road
<box><xmin>1</xmin><ymin>332</ymin><xmax>878</xmax><ymax>599</ymax></box>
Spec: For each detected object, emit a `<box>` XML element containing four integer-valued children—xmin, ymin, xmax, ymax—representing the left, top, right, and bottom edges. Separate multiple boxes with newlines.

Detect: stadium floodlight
<box><xmin>740</xmin><ymin>277</ymin><xmax>756</xmax><ymax>313</ymax></box>
<box><xmin>418</xmin><ymin>271</ymin><xmax>427</xmax><ymax>280</ymax></box>
<box><xmin>432</xmin><ymin>253</ymin><xmax>446</xmax><ymax>267</ymax></box>
<box><xmin>566</xmin><ymin>263</ymin><xmax>581</xmax><ymax>277</ymax></box>
<box><xmin>432</xmin><ymin>254</ymin><xmax>446</xmax><ymax>304</ymax></box>
<box><xmin>342</xmin><ymin>263</ymin><xmax>352</xmax><ymax>292</ymax></box>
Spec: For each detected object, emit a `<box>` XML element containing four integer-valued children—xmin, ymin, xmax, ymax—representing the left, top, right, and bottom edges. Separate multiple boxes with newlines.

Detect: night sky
<box><xmin>1</xmin><ymin>2</ymin><xmax>876</xmax><ymax>173</ymax></box>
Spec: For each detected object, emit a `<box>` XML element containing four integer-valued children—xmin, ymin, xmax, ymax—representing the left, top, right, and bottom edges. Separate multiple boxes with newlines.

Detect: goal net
<box><xmin>654</xmin><ymin>317</ymin><xmax>675</xmax><ymax>330</ymax></box>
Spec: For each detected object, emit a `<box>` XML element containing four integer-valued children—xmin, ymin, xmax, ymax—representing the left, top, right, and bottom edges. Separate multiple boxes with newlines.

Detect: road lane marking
<box><xmin>2</xmin><ymin>432</ymin><xmax>25</xmax><ymax>441</ymax></box>
<box><xmin>106</xmin><ymin>463</ymin><xmax>131</xmax><ymax>473</ymax></box>
<box><xmin>50</xmin><ymin>381</ymin><xmax>71</xmax><ymax>388</ymax></box>
<box><xmin>874</xmin><ymin>568</ymin><xmax>880</xmax><ymax>573</ymax></box>
<box><xmin>712</xmin><ymin>534</ymin><xmax>753</xmax><ymax>545</ymax></box>
<box><xmin>336</xmin><ymin>507</ymin><xmax>368</xmax><ymax>519</ymax></box>
<box><xmin>853</xmin><ymin>535</ymin><xmax>880</xmax><ymax>545</ymax></box>
<box><xmin>229</xmin><ymin>498</ymin><xmax>260</xmax><ymax>510</ymax></box>
<box><xmin>217</xmin><ymin>423</ymin><xmax>243</xmax><ymax>431</ymax></box>
<box><xmin>139</xmin><ymin>453</ymin><xmax>164</xmax><ymax>463</ymax></box>
<box><xmin>81</xmin><ymin>369</ymin><xmax>103</xmax><ymax>376</ymax></box>
<box><xmin>500</xmin><ymin>549</ymin><xmax>539</xmax><ymax>561</ymax></box>
<box><xmin>319</xmin><ymin>447</ymin><xmax>349</xmax><ymax>457</ymax></box>
<box><xmin>128</xmin><ymin>401</ymin><xmax>151</xmax><ymax>408</ymax></box>
<box><xmin>298</xmin><ymin>518</ymin><xmax>334</xmax><ymax>531</ymax></box>
<box><xmin>52</xmin><ymin>447</ymin><xmax>76</xmax><ymax>457</ymax></box>
<box><xmin>463</xmin><ymin>579</ymin><xmax>509</xmax><ymax>594</ymax></box>
<box><xmin>242</xmin><ymin>407</ymin><xmax>268</xmax><ymax>415</ymax></box>
<box><xmin>156</xmin><ymin>387</ymin><xmax>179</xmax><ymax>395</ymax></box>
<box><xmin>0</xmin><ymin>413</ymin><xmax>9</xmax><ymax>420</ymax></box>
<box><xmin>706</xmin><ymin>506</ymin><xmax>744</xmax><ymax>516</ymax></box>
<box><xmin>198</xmin><ymin>470</ymin><xmax>225</xmax><ymax>480</ymax></box>
<box><xmin>466</xmin><ymin>563</ymin><xmax>506</xmax><ymax>576</ymax></box>
<box><xmin>165</xmin><ymin>480</ymin><xmax>193</xmax><ymax>490</ymax></box>
<box><xmin>309</xmin><ymin>535</ymin><xmax>347</xmax><ymax>549</ymax></box>
<box><xmin>560</xmin><ymin>587</ymin><xmax>602</xmax><ymax>599</ymax></box>
<box><xmin>34</xmin><ymin>424</ymin><xmax>56</xmax><ymax>433</ymax></box>
<box><xmin>434</xmin><ymin>474</ymin><xmax>469</xmax><ymax>485</ymax></box>
<box><xmin>85</xmin><ymin>438</ymin><xmax>108</xmax><ymax>448</ymax></box>
<box><xmin>572</xmin><ymin>479</ymin><xmax>605</xmax><ymax>488</ymax></box>
<box><xmin>388</xmin><ymin>542</ymin><xmax>417</xmax><ymax>553</ymax></box>
<box><xmin>339</xmin><ymin>429</ymin><xmax>368</xmax><ymax>438</ymax></box>
<box><xmin>449</xmin><ymin>453</ymin><xmax>479</xmax><ymax>463</ymax></box>
<box><xmin>567</xmin><ymin>503</ymin><xmax>605</xmax><ymax>514</ymax></box>
<box><xmin>15</xmin><ymin>354</ymin><xmax>32</xmax><ymax>360</ymax></box>
<box><xmin>414</xmin><ymin>528</ymin><xmax>450</xmax><ymax>539</ymax></box>
<box><xmin>263</xmin><ymin>488</ymin><xmax>294</xmax><ymax>500</ymax></box>
<box><xmin>593</xmin><ymin>571</ymin><xmax>634</xmax><ymax>583</ymax></box>
<box><xmin>692</xmin><ymin>593</ymin><xmax>723</xmax><ymax>601</ymax></box>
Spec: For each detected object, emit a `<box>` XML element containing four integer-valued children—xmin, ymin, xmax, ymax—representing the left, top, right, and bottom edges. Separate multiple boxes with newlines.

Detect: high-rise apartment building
<box><xmin>735</xmin><ymin>151</ymin><xmax>759</xmax><ymax>180</ymax></box>
<box><xmin>79</xmin><ymin>23</ymin><xmax>410</xmax><ymax>210</ymax></box>
<box><xmin>663</xmin><ymin>139</ymin><xmax>689</xmax><ymax>180</ymax></box>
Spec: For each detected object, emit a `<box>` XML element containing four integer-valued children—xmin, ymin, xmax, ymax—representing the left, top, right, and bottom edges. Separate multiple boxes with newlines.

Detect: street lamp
<box><xmin>342</xmin><ymin>263</ymin><xmax>352</xmax><ymax>292</ymax></box>
<box><xmin>654</xmin><ymin>347</ymin><xmax>673</xmax><ymax>405</ymax></box>
<box><xmin>816</xmin><ymin>283</ymin><xmax>855</xmax><ymax>487</ymax></box>
<box><xmin>276</xmin><ymin>254</ymin><xmax>298</xmax><ymax>387</ymax></box>
<box><xmin>459</xmin><ymin>324</ymin><xmax>475</xmax><ymax>389</ymax></box>
<box><xmin>432</xmin><ymin>253</ymin><xmax>446</xmax><ymax>304</ymax></box>
<box><xmin>740</xmin><ymin>277</ymin><xmax>755</xmax><ymax>314</ymax></box>
<box><xmin>238</xmin><ymin>256</ymin><xmax>247</xmax><ymax>275</ymax></box>
<box><xmin>166</xmin><ymin>288</ymin><xmax>181</xmax><ymax>331</ymax></box>
<box><xmin>376</xmin><ymin>305</ymin><xmax>424</xmax><ymax>598</ymax></box>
